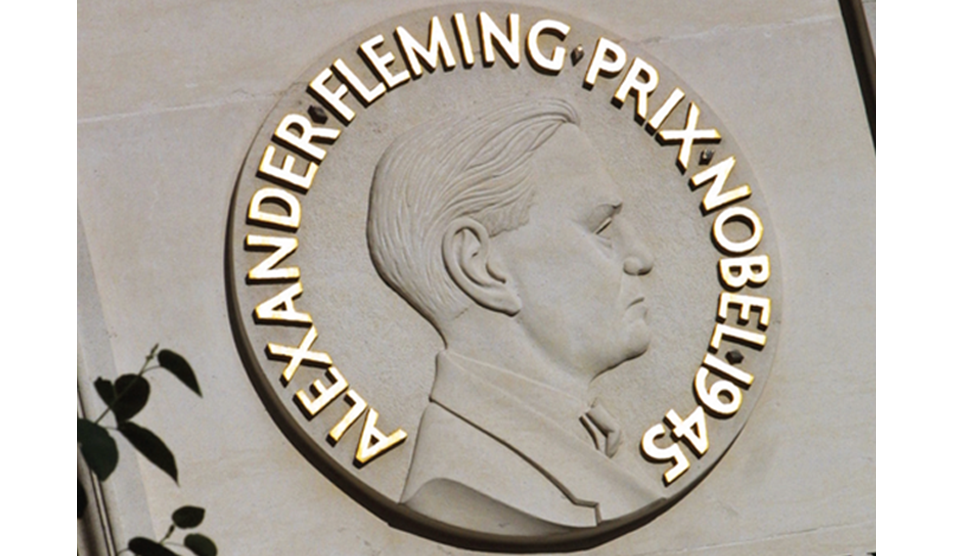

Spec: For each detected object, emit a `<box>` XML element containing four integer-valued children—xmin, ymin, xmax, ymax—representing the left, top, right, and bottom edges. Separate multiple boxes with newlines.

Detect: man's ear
<box><xmin>442</xmin><ymin>217</ymin><xmax>521</xmax><ymax>316</ymax></box>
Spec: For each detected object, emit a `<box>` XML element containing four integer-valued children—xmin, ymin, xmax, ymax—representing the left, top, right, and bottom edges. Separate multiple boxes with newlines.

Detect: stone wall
<box><xmin>77</xmin><ymin>2</ymin><xmax>875</xmax><ymax>554</ymax></box>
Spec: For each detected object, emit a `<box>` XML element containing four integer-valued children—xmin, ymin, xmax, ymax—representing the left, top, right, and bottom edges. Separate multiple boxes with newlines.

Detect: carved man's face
<box><xmin>492</xmin><ymin>125</ymin><xmax>654</xmax><ymax>380</ymax></box>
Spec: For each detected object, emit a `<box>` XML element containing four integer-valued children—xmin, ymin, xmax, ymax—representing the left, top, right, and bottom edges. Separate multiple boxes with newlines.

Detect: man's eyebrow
<box><xmin>586</xmin><ymin>202</ymin><xmax>622</xmax><ymax>230</ymax></box>
<box><xmin>595</xmin><ymin>201</ymin><xmax>623</xmax><ymax>217</ymax></box>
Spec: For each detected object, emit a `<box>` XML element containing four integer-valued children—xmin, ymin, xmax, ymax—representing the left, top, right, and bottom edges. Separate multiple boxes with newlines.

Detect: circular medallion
<box><xmin>226</xmin><ymin>3</ymin><xmax>782</xmax><ymax>550</ymax></box>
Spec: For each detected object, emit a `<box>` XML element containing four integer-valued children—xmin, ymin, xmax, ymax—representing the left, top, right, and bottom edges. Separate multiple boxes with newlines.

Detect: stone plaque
<box><xmin>226</xmin><ymin>4</ymin><xmax>782</xmax><ymax>549</ymax></box>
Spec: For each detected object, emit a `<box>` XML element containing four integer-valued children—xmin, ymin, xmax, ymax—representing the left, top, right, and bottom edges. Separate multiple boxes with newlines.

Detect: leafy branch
<box><xmin>119</xmin><ymin>506</ymin><xmax>216</xmax><ymax>556</ymax></box>
<box><xmin>78</xmin><ymin>345</ymin><xmax>217</xmax><ymax>556</ymax></box>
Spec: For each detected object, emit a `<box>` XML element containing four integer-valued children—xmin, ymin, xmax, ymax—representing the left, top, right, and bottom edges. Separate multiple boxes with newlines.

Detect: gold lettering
<box><xmin>247</xmin><ymin>187</ymin><xmax>301</xmax><ymax>231</ymax></box>
<box><xmin>718</xmin><ymin>255</ymin><xmax>771</xmax><ymax>289</ymax></box>
<box><xmin>328</xmin><ymin>390</ymin><xmax>368</xmax><ymax>444</ymax></box>
<box><xmin>641</xmin><ymin>423</ymin><xmax>690</xmax><ymax>485</ymax></box>
<box><xmin>478</xmin><ymin>12</ymin><xmax>519</xmax><ymax>66</ymax></box>
<box><xmin>713</xmin><ymin>206</ymin><xmax>764</xmax><ymax>254</ymax></box>
<box><xmin>584</xmin><ymin>37</ymin><xmax>626</xmax><ymax>86</ymax></box>
<box><xmin>718</xmin><ymin>292</ymin><xmax>771</xmax><ymax>328</ymax></box>
<box><xmin>266</xmin><ymin>326</ymin><xmax>332</xmax><ymax>384</ymax></box>
<box><xmin>452</xmin><ymin>13</ymin><xmax>475</xmax><ymax>66</ymax></box>
<box><xmin>295</xmin><ymin>366</ymin><xmax>349</xmax><ymax>417</ymax></box>
<box><xmin>259</xmin><ymin>145</ymin><xmax>318</xmax><ymax>191</ymax></box>
<box><xmin>246</xmin><ymin>235</ymin><xmax>300</xmax><ymax>282</ymax></box>
<box><xmin>658</xmin><ymin>102</ymin><xmax>721</xmax><ymax>171</ymax></box>
<box><xmin>613</xmin><ymin>57</ymin><xmax>658</xmax><ymax>121</ymax></box>
<box><xmin>359</xmin><ymin>35</ymin><xmax>410</xmax><ymax>89</ymax></box>
<box><xmin>355</xmin><ymin>408</ymin><xmax>408</xmax><ymax>465</ymax></box>
<box><xmin>526</xmin><ymin>19</ymin><xmax>570</xmax><ymax>73</ymax></box>
<box><xmin>308</xmin><ymin>67</ymin><xmax>356</xmax><ymax>122</ymax></box>
<box><xmin>273</xmin><ymin>113</ymin><xmax>340</xmax><ymax>163</ymax></box>
<box><xmin>690</xmin><ymin>156</ymin><xmax>752</xmax><ymax>213</ymax></box>
<box><xmin>701</xmin><ymin>352</ymin><xmax>754</xmax><ymax>387</ymax></box>
<box><xmin>254</xmin><ymin>281</ymin><xmax>312</xmax><ymax>324</ymax></box>
<box><xmin>709</xmin><ymin>323</ymin><xmax>766</xmax><ymax>350</ymax></box>
<box><xmin>646</xmin><ymin>88</ymin><xmax>685</xmax><ymax>132</ymax></box>
<box><xmin>695</xmin><ymin>368</ymin><xmax>743</xmax><ymax>416</ymax></box>
<box><xmin>665</xmin><ymin>407</ymin><xmax>709</xmax><ymax>457</ymax></box>
<box><xmin>396</xmin><ymin>17</ymin><xmax>457</xmax><ymax>77</ymax></box>
<box><xmin>333</xmin><ymin>59</ymin><xmax>385</xmax><ymax>104</ymax></box>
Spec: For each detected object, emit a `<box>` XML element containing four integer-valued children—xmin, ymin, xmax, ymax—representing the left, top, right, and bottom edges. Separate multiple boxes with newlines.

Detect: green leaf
<box><xmin>78</xmin><ymin>480</ymin><xmax>88</xmax><ymax>518</ymax></box>
<box><xmin>184</xmin><ymin>533</ymin><xmax>217</xmax><ymax>556</ymax></box>
<box><xmin>128</xmin><ymin>537</ymin><xmax>178</xmax><ymax>556</ymax></box>
<box><xmin>77</xmin><ymin>418</ymin><xmax>118</xmax><ymax>481</ymax></box>
<box><xmin>157</xmin><ymin>349</ymin><xmax>201</xmax><ymax>397</ymax></box>
<box><xmin>117</xmin><ymin>422</ymin><xmax>178</xmax><ymax>483</ymax></box>
<box><xmin>172</xmin><ymin>506</ymin><xmax>205</xmax><ymax>528</ymax></box>
<box><xmin>113</xmin><ymin>374</ymin><xmax>150</xmax><ymax>422</ymax></box>
<box><xmin>94</xmin><ymin>378</ymin><xmax>116</xmax><ymax>406</ymax></box>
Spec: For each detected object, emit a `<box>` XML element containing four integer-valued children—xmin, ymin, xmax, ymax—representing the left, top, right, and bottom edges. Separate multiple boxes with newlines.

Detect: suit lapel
<box><xmin>431</xmin><ymin>353</ymin><xmax>661</xmax><ymax>522</ymax></box>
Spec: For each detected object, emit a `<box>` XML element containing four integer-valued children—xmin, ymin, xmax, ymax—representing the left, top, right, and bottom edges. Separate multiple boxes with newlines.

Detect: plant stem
<box><xmin>92</xmin><ymin>345</ymin><xmax>159</xmax><ymax>424</ymax></box>
<box><xmin>160</xmin><ymin>523</ymin><xmax>176</xmax><ymax>543</ymax></box>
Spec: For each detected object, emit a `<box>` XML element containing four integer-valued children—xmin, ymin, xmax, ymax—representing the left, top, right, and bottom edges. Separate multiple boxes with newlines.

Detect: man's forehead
<box><xmin>532</xmin><ymin>126</ymin><xmax>623</xmax><ymax>209</ymax></box>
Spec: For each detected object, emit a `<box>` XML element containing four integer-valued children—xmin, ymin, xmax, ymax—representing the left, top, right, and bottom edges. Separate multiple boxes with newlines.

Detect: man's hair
<box><xmin>367</xmin><ymin>97</ymin><xmax>581</xmax><ymax>328</ymax></box>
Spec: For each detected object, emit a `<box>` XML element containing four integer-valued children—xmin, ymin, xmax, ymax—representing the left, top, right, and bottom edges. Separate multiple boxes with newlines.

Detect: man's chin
<box><xmin>626</xmin><ymin>322</ymin><xmax>651</xmax><ymax>357</ymax></box>
<box><xmin>601</xmin><ymin>328</ymin><xmax>651</xmax><ymax>373</ymax></box>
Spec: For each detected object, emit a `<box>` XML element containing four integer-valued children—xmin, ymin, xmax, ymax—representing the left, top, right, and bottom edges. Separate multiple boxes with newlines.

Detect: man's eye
<box><xmin>595</xmin><ymin>217</ymin><xmax>613</xmax><ymax>239</ymax></box>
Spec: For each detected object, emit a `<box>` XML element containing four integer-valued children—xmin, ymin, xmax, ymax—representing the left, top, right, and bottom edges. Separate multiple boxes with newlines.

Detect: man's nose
<box><xmin>620</xmin><ymin>224</ymin><xmax>654</xmax><ymax>276</ymax></box>
<box><xmin>623</xmin><ymin>244</ymin><xmax>653</xmax><ymax>275</ymax></box>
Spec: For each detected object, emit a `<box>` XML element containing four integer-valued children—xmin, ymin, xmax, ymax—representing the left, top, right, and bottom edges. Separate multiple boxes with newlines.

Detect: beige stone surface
<box><xmin>864</xmin><ymin>0</ymin><xmax>876</xmax><ymax>50</ymax></box>
<box><xmin>78</xmin><ymin>1</ymin><xmax>874</xmax><ymax>554</ymax></box>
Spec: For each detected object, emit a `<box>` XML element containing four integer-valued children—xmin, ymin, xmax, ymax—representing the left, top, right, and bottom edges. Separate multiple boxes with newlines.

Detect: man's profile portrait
<box><xmin>367</xmin><ymin>98</ymin><xmax>662</xmax><ymax>536</ymax></box>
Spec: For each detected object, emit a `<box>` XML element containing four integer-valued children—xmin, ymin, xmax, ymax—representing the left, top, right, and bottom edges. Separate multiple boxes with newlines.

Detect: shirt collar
<box><xmin>438</xmin><ymin>350</ymin><xmax>590</xmax><ymax>434</ymax></box>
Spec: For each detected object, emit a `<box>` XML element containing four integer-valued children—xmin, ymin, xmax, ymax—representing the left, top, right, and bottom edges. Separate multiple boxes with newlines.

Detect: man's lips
<box><xmin>626</xmin><ymin>297</ymin><xmax>648</xmax><ymax>319</ymax></box>
<box><xmin>627</xmin><ymin>296</ymin><xmax>645</xmax><ymax>308</ymax></box>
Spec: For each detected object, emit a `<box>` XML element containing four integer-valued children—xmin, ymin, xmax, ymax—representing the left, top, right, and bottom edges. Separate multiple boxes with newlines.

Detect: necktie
<box><xmin>581</xmin><ymin>400</ymin><xmax>622</xmax><ymax>457</ymax></box>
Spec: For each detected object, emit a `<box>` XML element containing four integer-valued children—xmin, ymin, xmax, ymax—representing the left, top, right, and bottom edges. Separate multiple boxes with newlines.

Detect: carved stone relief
<box><xmin>226</xmin><ymin>4</ymin><xmax>782</xmax><ymax>550</ymax></box>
